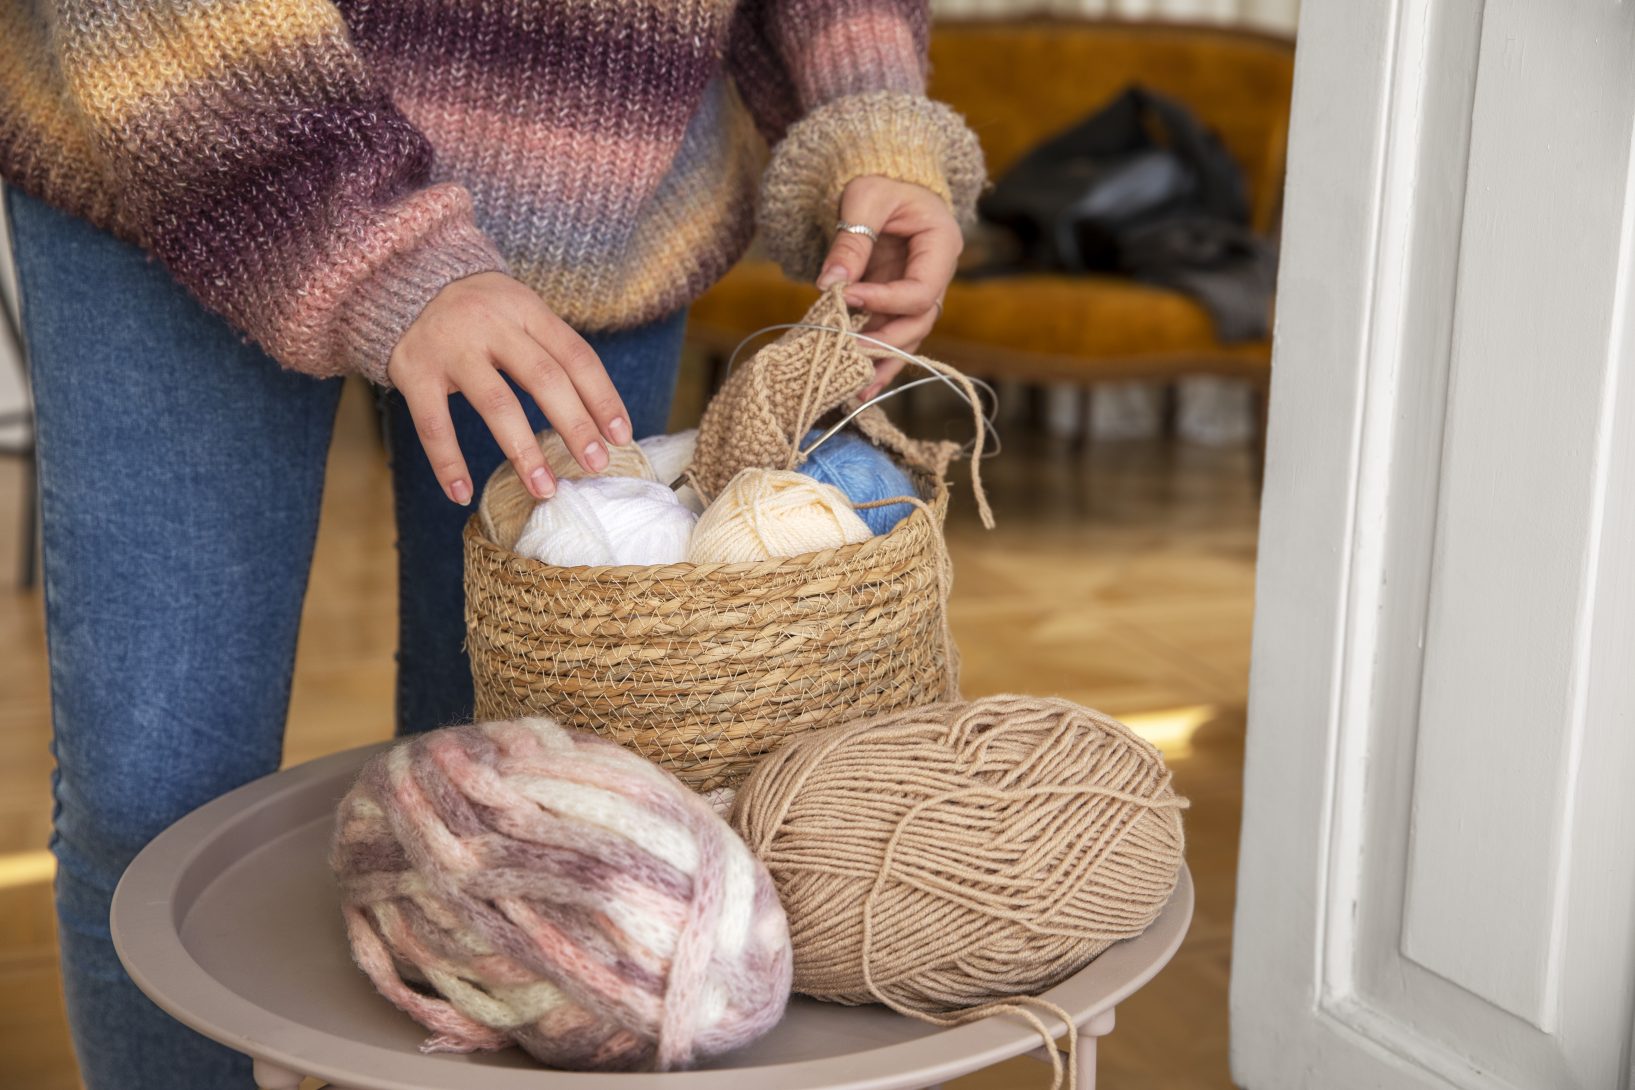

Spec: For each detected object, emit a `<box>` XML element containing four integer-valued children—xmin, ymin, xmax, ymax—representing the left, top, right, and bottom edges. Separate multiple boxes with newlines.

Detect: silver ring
<box><xmin>932</xmin><ymin>297</ymin><xmax>945</xmax><ymax>317</ymax></box>
<box><xmin>835</xmin><ymin>221</ymin><xmax>880</xmax><ymax>243</ymax></box>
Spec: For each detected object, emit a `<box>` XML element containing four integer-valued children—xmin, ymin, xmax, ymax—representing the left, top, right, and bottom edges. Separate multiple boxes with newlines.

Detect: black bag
<box><xmin>977</xmin><ymin>86</ymin><xmax>1251</xmax><ymax>273</ymax></box>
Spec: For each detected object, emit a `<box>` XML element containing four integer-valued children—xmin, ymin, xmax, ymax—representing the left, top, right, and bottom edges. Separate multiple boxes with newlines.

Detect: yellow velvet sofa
<box><xmin>687</xmin><ymin>19</ymin><xmax>1296</xmax><ymax>413</ymax></box>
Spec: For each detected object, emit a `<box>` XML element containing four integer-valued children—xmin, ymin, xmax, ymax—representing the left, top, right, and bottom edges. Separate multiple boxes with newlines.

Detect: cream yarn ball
<box><xmin>687</xmin><ymin>468</ymin><xmax>872</xmax><ymax>564</ymax></box>
<box><xmin>514</xmin><ymin>476</ymin><xmax>697</xmax><ymax>567</ymax></box>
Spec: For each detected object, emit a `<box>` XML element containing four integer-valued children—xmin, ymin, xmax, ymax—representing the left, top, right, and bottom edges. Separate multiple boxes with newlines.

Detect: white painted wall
<box><xmin>1233</xmin><ymin>0</ymin><xmax>1635</xmax><ymax>1086</ymax></box>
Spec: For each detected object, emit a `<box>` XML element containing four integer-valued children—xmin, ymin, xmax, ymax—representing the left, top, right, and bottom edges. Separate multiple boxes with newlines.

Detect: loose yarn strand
<box><xmin>781</xmin><ymin>288</ymin><xmax>854</xmax><ymax>472</ymax></box>
<box><xmin>859</xmin><ymin>787</ymin><xmax>1079</xmax><ymax>1090</ymax></box>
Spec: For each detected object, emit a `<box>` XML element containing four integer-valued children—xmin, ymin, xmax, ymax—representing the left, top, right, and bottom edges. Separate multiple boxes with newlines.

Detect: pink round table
<box><xmin>112</xmin><ymin>742</ymin><xmax>1192</xmax><ymax>1090</ymax></box>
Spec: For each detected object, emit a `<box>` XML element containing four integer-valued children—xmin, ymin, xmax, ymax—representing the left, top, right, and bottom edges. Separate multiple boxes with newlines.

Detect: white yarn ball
<box><xmin>687</xmin><ymin>468</ymin><xmax>872</xmax><ymax>564</ymax></box>
<box><xmin>638</xmin><ymin>428</ymin><xmax>698</xmax><ymax>484</ymax></box>
<box><xmin>513</xmin><ymin>476</ymin><xmax>697</xmax><ymax>567</ymax></box>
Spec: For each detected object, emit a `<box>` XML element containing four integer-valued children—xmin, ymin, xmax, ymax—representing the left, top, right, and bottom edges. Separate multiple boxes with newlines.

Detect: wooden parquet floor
<box><xmin>0</xmin><ymin>365</ymin><xmax>1256</xmax><ymax>1090</ymax></box>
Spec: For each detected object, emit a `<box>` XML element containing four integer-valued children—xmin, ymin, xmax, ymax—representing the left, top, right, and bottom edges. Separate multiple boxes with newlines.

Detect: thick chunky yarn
<box><xmin>514</xmin><ymin>477</ymin><xmax>697</xmax><ymax>567</ymax></box>
<box><xmin>797</xmin><ymin>428</ymin><xmax>918</xmax><ymax>535</ymax></box>
<box><xmin>331</xmin><ymin>717</ymin><xmax>793</xmax><ymax>1071</ymax></box>
<box><xmin>688</xmin><ymin>468</ymin><xmax>871</xmax><ymax>564</ymax></box>
<box><xmin>732</xmin><ymin>696</ymin><xmax>1187</xmax><ymax>1013</ymax></box>
<box><xmin>479</xmin><ymin>433</ymin><xmax>656</xmax><ymax>550</ymax></box>
<box><xmin>0</xmin><ymin>3</ymin><xmax>984</xmax><ymax>380</ymax></box>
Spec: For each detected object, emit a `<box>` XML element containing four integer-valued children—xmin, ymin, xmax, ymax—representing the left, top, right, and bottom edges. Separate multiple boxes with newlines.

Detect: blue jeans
<box><xmin>7</xmin><ymin>189</ymin><xmax>685</xmax><ymax>1090</ymax></box>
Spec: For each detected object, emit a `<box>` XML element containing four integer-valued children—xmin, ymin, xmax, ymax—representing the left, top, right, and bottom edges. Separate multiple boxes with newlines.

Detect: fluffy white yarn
<box><xmin>639</xmin><ymin>429</ymin><xmax>705</xmax><ymax>514</ymax></box>
<box><xmin>638</xmin><ymin>428</ymin><xmax>697</xmax><ymax>483</ymax></box>
<box><xmin>513</xmin><ymin>476</ymin><xmax>697</xmax><ymax>567</ymax></box>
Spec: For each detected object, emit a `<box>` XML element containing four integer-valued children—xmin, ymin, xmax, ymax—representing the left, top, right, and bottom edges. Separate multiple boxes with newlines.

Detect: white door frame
<box><xmin>1231</xmin><ymin>0</ymin><xmax>1635</xmax><ymax>1087</ymax></box>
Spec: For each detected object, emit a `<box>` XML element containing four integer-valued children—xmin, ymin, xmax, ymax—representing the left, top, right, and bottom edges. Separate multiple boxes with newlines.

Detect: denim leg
<box><xmin>385</xmin><ymin>310</ymin><xmax>688</xmax><ymax>735</ymax></box>
<box><xmin>8</xmin><ymin>190</ymin><xmax>342</xmax><ymax>1090</ymax></box>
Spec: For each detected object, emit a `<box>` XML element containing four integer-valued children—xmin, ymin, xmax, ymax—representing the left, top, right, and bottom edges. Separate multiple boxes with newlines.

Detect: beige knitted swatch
<box><xmin>687</xmin><ymin>287</ymin><xmax>993</xmax><ymax>529</ymax></box>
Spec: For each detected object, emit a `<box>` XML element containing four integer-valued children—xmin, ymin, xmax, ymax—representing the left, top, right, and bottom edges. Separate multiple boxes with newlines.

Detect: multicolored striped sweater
<box><xmin>0</xmin><ymin>1</ymin><xmax>983</xmax><ymax>382</ymax></box>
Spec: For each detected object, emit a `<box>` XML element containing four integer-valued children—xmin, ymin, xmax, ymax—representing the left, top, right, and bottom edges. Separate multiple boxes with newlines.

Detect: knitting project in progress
<box><xmin>331</xmin><ymin>717</ymin><xmax>793</xmax><ymax>1071</ymax></box>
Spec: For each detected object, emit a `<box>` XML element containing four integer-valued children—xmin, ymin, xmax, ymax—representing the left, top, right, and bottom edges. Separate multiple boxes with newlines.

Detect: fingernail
<box><xmin>816</xmin><ymin>266</ymin><xmax>847</xmax><ymax>290</ymax></box>
<box><xmin>450</xmin><ymin>478</ymin><xmax>472</xmax><ymax>506</ymax></box>
<box><xmin>584</xmin><ymin>441</ymin><xmax>608</xmax><ymax>472</ymax></box>
<box><xmin>530</xmin><ymin>467</ymin><xmax>555</xmax><ymax>498</ymax></box>
<box><xmin>608</xmin><ymin>416</ymin><xmax>631</xmax><ymax>444</ymax></box>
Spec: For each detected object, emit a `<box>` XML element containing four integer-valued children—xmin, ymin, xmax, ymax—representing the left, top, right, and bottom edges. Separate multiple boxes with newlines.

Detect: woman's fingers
<box><xmin>455</xmin><ymin>361</ymin><xmax>557</xmax><ymax>500</ymax></box>
<box><xmin>844</xmin><ymin>277</ymin><xmax>938</xmax><ymax>317</ymax></box>
<box><xmin>818</xmin><ymin>184</ymin><xmax>894</xmax><ymax>290</ymax></box>
<box><xmin>523</xmin><ymin>303</ymin><xmax>632</xmax><ymax>447</ymax></box>
<box><xmin>859</xmin><ymin>357</ymin><xmax>910</xmax><ymax>403</ymax></box>
<box><xmin>866</xmin><ymin>308</ymin><xmax>938</xmax><ymax>356</ymax></box>
<box><xmin>397</xmin><ymin>376</ymin><xmax>474</xmax><ymax>505</ymax></box>
<box><xmin>844</xmin><ymin>219</ymin><xmax>960</xmax><ymax>317</ymax></box>
<box><xmin>490</xmin><ymin>324</ymin><xmax>609</xmax><ymax>475</ymax></box>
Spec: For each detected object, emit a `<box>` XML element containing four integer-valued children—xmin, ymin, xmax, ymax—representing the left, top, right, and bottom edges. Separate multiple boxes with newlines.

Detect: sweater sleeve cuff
<box><xmin>757</xmin><ymin>91</ymin><xmax>986</xmax><ymax>281</ymax></box>
<box><xmin>273</xmin><ymin>183</ymin><xmax>508</xmax><ymax>384</ymax></box>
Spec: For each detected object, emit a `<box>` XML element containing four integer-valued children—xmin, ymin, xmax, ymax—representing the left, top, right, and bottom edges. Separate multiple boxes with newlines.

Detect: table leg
<box><xmin>252</xmin><ymin>1058</ymin><xmax>305</xmax><ymax>1089</ymax></box>
<box><xmin>1076</xmin><ymin>1007</ymin><xmax>1117</xmax><ymax>1090</ymax></box>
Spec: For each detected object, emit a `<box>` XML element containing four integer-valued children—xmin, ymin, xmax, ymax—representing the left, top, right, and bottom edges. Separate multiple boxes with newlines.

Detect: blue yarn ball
<box><xmin>797</xmin><ymin>429</ymin><xmax>918</xmax><ymax>535</ymax></box>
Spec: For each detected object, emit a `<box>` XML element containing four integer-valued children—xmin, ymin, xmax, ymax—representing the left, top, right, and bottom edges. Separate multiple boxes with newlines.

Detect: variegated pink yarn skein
<box><xmin>330</xmin><ymin>717</ymin><xmax>792</xmax><ymax>1071</ymax></box>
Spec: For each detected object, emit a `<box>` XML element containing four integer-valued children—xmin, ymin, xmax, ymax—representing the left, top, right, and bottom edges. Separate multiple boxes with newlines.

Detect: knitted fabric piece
<box><xmin>688</xmin><ymin>290</ymin><xmax>893</xmax><ymax>501</ymax></box>
<box><xmin>687</xmin><ymin>288</ymin><xmax>990</xmax><ymax>532</ymax></box>
<box><xmin>759</xmin><ymin>92</ymin><xmax>987</xmax><ymax>281</ymax></box>
<box><xmin>0</xmin><ymin>0</ymin><xmax>986</xmax><ymax>381</ymax></box>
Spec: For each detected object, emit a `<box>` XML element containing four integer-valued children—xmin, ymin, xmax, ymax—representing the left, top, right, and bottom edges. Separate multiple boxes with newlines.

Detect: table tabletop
<box><xmin>112</xmin><ymin>741</ymin><xmax>1193</xmax><ymax>1090</ymax></box>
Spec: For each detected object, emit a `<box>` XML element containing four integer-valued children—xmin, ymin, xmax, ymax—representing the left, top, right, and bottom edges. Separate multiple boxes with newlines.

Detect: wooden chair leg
<box><xmin>1074</xmin><ymin>385</ymin><xmax>1095</xmax><ymax>454</ymax></box>
<box><xmin>1159</xmin><ymin>381</ymin><xmax>1181</xmax><ymax>440</ymax></box>
<box><xmin>1026</xmin><ymin>382</ymin><xmax>1049</xmax><ymax>430</ymax></box>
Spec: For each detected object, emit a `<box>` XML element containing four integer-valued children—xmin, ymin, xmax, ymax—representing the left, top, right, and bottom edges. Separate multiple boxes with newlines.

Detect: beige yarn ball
<box><xmin>686</xmin><ymin>468</ymin><xmax>871</xmax><ymax>564</ymax></box>
<box><xmin>478</xmin><ymin>432</ymin><xmax>657</xmax><ymax>550</ymax></box>
<box><xmin>731</xmin><ymin>695</ymin><xmax>1187</xmax><ymax>1013</ymax></box>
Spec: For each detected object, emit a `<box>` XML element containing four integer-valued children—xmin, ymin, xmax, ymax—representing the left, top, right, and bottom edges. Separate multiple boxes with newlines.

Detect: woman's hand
<box><xmin>815</xmin><ymin>175</ymin><xmax>962</xmax><ymax>400</ymax></box>
<box><xmin>387</xmin><ymin>272</ymin><xmax>631</xmax><ymax>505</ymax></box>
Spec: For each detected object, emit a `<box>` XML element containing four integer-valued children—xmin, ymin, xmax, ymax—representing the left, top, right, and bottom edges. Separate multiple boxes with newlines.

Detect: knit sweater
<box><xmin>0</xmin><ymin>1</ymin><xmax>985</xmax><ymax>383</ymax></box>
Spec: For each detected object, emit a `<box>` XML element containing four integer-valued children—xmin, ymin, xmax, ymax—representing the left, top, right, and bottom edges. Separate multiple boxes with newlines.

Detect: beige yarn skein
<box><xmin>732</xmin><ymin>694</ymin><xmax>1186</xmax><ymax>1022</ymax></box>
<box><xmin>687</xmin><ymin>468</ymin><xmax>871</xmax><ymax>564</ymax></box>
<box><xmin>478</xmin><ymin>432</ymin><xmax>657</xmax><ymax>550</ymax></box>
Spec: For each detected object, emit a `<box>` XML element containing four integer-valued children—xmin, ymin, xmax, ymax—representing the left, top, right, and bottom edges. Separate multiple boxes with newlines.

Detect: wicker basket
<box><xmin>463</xmin><ymin>468</ymin><xmax>958</xmax><ymax>794</ymax></box>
